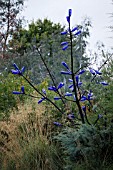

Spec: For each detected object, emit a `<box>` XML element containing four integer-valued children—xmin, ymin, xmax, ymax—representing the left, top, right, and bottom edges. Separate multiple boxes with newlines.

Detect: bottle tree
<box><xmin>10</xmin><ymin>9</ymin><xmax>109</xmax><ymax>126</ymax></box>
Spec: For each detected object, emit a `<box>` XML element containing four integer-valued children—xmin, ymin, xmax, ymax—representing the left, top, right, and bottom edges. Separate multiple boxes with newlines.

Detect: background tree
<box><xmin>8</xmin><ymin>19</ymin><xmax>65</xmax><ymax>83</ymax></box>
<box><xmin>9</xmin><ymin>18</ymin><xmax>91</xmax><ymax>85</ymax></box>
<box><xmin>0</xmin><ymin>0</ymin><xmax>24</xmax><ymax>58</ymax></box>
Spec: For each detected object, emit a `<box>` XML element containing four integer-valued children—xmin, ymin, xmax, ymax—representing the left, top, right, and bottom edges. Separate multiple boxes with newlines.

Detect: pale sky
<box><xmin>22</xmin><ymin>0</ymin><xmax>113</xmax><ymax>50</ymax></box>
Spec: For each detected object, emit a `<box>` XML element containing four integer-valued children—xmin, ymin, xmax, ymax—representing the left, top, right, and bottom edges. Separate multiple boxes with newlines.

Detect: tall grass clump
<box><xmin>0</xmin><ymin>98</ymin><xmax>63</xmax><ymax>170</ymax></box>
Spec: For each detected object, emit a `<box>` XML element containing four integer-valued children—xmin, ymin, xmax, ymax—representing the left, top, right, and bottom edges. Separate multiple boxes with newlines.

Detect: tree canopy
<box><xmin>0</xmin><ymin>0</ymin><xmax>24</xmax><ymax>58</ymax></box>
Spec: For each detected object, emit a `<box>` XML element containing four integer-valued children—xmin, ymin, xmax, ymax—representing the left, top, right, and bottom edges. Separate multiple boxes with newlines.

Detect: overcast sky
<box><xmin>22</xmin><ymin>0</ymin><xmax>113</xmax><ymax>50</ymax></box>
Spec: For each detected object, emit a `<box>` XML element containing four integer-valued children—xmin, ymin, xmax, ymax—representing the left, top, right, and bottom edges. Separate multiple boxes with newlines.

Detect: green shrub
<box><xmin>0</xmin><ymin>72</ymin><xmax>33</xmax><ymax>120</ymax></box>
<box><xmin>55</xmin><ymin>123</ymin><xmax>113</xmax><ymax>170</ymax></box>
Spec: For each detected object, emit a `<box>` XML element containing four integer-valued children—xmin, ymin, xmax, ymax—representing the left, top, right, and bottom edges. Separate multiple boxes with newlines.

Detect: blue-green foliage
<box><xmin>55</xmin><ymin>124</ymin><xmax>113</xmax><ymax>169</ymax></box>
